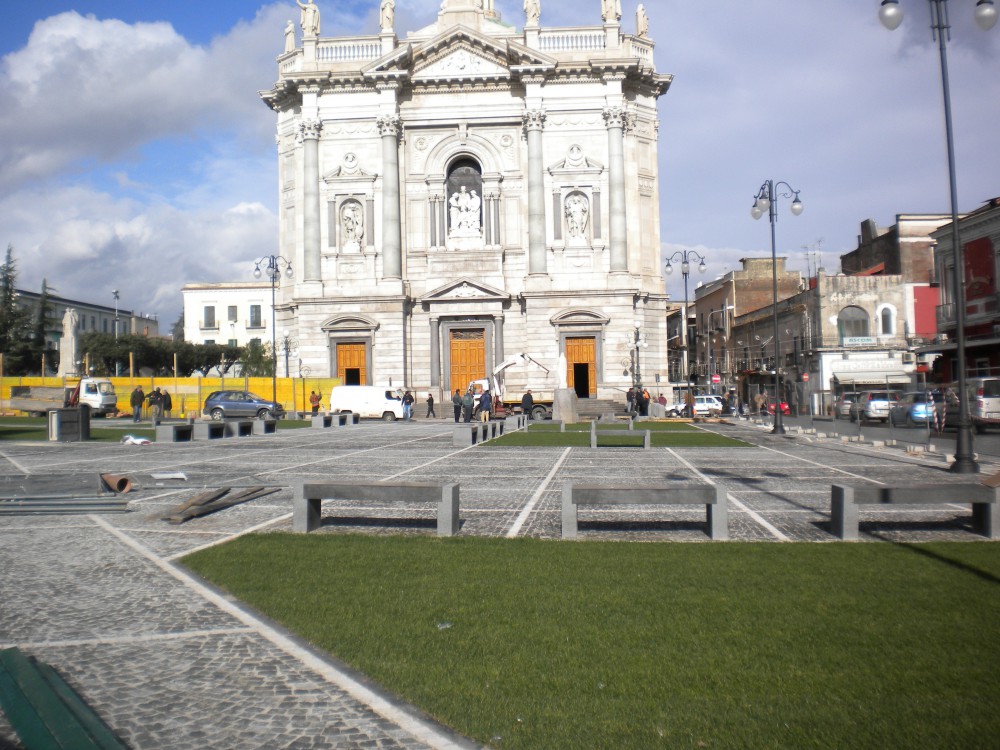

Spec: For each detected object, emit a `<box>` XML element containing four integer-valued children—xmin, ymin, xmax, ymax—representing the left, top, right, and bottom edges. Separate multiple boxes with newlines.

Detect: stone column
<box><xmin>300</xmin><ymin>118</ymin><xmax>323</xmax><ymax>282</ymax></box>
<box><xmin>493</xmin><ymin>314</ymin><xmax>505</xmax><ymax>364</ymax></box>
<box><xmin>377</xmin><ymin>115</ymin><xmax>402</xmax><ymax>279</ymax></box>
<box><xmin>523</xmin><ymin>109</ymin><xmax>547</xmax><ymax>276</ymax></box>
<box><xmin>430</xmin><ymin>317</ymin><xmax>440</xmax><ymax>387</ymax></box>
<box><xmin>603</xmin><ymin>107</ymin><xmax>628</xmax><ymax>273</ymax></box>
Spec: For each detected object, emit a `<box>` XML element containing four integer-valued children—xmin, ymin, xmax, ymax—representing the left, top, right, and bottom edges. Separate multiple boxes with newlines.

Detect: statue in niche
<box><xmin>636</xmin><ymin>4</ymin><xmax>649</xmax><ymax>37</ymax></box>
<box><xmin>341</xmin><ymin>201</ymin><xmax>364</xmax><ymax>249</ymax></box>
<box><xmin>380</xmin><ymin>0</ymin><xmax>395</xmax><ymax>31</ymax></box>
<box><xmin>523</xmin><ymin>0</ymin><xmax>540</xmax><ymax>24</ymax></box>
<box><xmin>601</xmin><ymin>0</ymin><xmax>621</xmax><ymax>23</ymax></box>
<box><xmin>448</xmin><ymin>186</ymin><xmax>482</xmax><ymax>236</ymax></box>
<box><xmin>296</xmin><ymin>0</ymin><xmax>320</xmax><ymax>37</ymax></box>
<box><xmin>565</xmin><ymin>193</ymin><xmax>590</xmax><ymax>240</ymax></box>
<box><xmin>284</xmin><ymin>20</ymin><xmax>295</xmax><ymax>52</ymax></box>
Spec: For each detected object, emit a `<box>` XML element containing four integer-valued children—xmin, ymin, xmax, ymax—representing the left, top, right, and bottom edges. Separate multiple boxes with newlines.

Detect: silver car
<box><xmin>849</xmin><ymin>390</ymin><xmax>900</xmax><ymax>423</ymax></box>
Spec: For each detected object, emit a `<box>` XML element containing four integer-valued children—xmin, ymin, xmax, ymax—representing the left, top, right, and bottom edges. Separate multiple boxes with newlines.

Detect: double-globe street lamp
<box><xmin>626</xmin><ymin>320</ymin><xmax>649</xmax><ymax>406</ymax></box>
<box><xmin>878</xmin><ymin>0</ymin><xmax>996</xmax><ymax>473</ymax></box>
<box><xmin>751</xmin><ymin>180</ymin><xmax>804</xmax><ymax>435</ymax></box>
<box><xmin>252</xmin><ymin>255</ymin><xmax>293</xmax><ymax>411</ymax></box>
<box><xmin>665</xmin><ymin>250</ymin><xmax>707</xmax><ymax>416</ymax></box>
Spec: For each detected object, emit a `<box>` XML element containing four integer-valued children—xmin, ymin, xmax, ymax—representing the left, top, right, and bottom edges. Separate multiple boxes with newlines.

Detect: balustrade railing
<box><xmin>316</xmin><ymin>38</ymin><xmax>383</xmax><ymax>63</ymax></box>
<box><xmin>537</xmin><ymin>27</ymin><xmax>606</xmax><ymax>53</ymax></box>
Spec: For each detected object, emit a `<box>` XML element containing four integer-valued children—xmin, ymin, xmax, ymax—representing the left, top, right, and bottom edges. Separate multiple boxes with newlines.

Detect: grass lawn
<box><xmin>491</xmin><ymin>421</ymin><xmax>750</xmax><ymax>448</ymax></box>
<box><xmin>183</xmin><ymin>536</ymin><xmax>1000</xmax><ymax>749</ymax></box>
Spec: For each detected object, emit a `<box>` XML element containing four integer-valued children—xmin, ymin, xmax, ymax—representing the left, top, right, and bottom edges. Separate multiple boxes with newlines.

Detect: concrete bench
<box><xmin>252</xmin><ymin>419</ymin><xmax>277</xmax><ymax>435</ymax></box>
<box><xmin>223</xmin><ymin>420</ymin><xmax>255</xmax><ymax>438</ymax></box>
<box><xmin>589</xmin><ymin>421</ymin><xmax>651</xmax><ymax>449</ymax></box>
<box><xmin>293</xmin><ymin>481</ymin><xmax>460</xmax><ymax>536</ymax></box>
<box><xmin>155</xmin><ymin>423</ymin><xmax>194</xmax><ymax>442</ymax></box>
<box><xmin>562</xmin><ymin>483</ymin><xmax>728</xmax><ymax>540</ymax></box>
<box><xmin>504</xmin><ymin>414</ymin><xmax>529</xmax><ymax>431</ymax></box>
<box><xmin>452</xmin><ymin>421</ymin><xmax>504</xmax><ymax>447</ymax></box>
<box><xmin>192</xmin><ymin>422</ymin><xmax>226</xmax><ymax>440</ymax></box>
<box><xmin>0</xmin><ymin>647</ymin><xmax>127</xmax><ymax>749</ymax></box>
<box><xmin>312</xmin><ymin>412</ymin><xmax>361</xmax><ymax>428</ymax></box>
<box><xmin>831</xmin><ymin>482</ymin><xmax>999</xmax><ymax>539</ymax></box>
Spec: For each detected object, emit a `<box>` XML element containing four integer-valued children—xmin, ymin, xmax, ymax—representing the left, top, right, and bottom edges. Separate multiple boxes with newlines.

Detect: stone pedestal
<box><xmin>552</xmin><ymin>388</ymin><xmax>579</xmax><ymax>424</ymax></box>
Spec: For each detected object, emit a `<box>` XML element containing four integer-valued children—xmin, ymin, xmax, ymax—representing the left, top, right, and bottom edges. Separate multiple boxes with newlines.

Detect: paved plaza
<box><xmin>1</xmin><ymin>419</ymin><xmax>997</xmax><ymax>748</ymax></box>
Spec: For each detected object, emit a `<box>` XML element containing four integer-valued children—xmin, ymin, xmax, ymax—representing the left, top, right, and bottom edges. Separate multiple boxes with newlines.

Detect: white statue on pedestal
<box><xmin>296</xmin><ymin>0</ymin><xmax>320</xmax><ymax>37</ymax></box>
<box><xmin>58</xmin><ymin>308</ymin><xmax>79</xmax><ymax>377</ymax></box>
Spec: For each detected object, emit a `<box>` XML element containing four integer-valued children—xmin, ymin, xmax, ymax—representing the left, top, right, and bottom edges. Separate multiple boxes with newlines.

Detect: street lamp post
<box><xmin>751</xmin><ymin>180</ymin><xmax>804</xmax><ymax>435</ymax></box>
<box><xmin>626</xmin><ymin>320</ymin><xmax>649</xmax><ymax>400</ymax></box>
<box><xmin>706</xmin><ymin>306</ymin><xmax>735</xmax><ymax>395</ymax></box>
<box><xmin>252</xmin><ymin>255</ymin><xmax>294</xmax><ymax>411</ymax></box>
<box><xmin>111</xmin><ymin>289</ymin><xmax>120</xmax><ymax>376</ymax></box>
<box><xmin>665</xmin><ymin>250</ymin><xmax>707</xmax><ymax>415</ymax></box>
<box><xmin>878</xmin><ymin>0</ymin><xmax>995</xmax><ymax>473</ymax></box>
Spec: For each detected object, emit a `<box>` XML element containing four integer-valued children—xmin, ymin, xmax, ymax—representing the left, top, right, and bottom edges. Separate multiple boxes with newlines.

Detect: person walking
<box><xmin>309</xmin><ymin>390</ymin><xmax>321</xmax><ymax>414</ymax></box>
<box><xmin>161</xmin><ymin>389</ymin><xmax>173</xmax><ymax>419</ymax></box>
<box><xmin>402</xmin><ymin>390</ymin><xmax>414</xmax><ymax>421</ymax></box>
<box><xmin>426</xmin><ymin>393</ymin><xmax>436</xmax><ymax>419</ymax></box>
<box><xmin>521</xmin><ymin>389</ymin><xmax>534</xmax><ymax>420</ymax></box>
<box><xmin>462</xmin><ymin>389</ymin><xmax>474</xmax><ymax>422</ymax></box>
<box><xmin>130</xmin><ymin>386</ymin><xmax>144</xmax><ymax>423</ymax></box>
<box><xmin>452</xmin><ymin>389</ymin><xmax>463</xmax><ymax>423</ymax></box>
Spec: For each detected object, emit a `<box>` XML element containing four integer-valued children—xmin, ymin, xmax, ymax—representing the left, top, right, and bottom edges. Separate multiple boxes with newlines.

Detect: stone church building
<box><xmin>259</xmin><ymin>0</ymin><xmax>671</xmax><ymax>401</ymax></box>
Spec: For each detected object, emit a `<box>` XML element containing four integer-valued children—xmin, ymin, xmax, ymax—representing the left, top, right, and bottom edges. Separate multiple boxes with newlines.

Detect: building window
<box><xmin>204</xmin><ymin>339</ymin><xmax>215</xmax><ymax>345</ymax></box>
<box><xmin>103</xmin><ymin>320</ymin><xmax>108</xmax><ymax>333</ymax></box>
<box><xmin>880</xmin><ymin>307</ymin><xmax>894</xmax><ymax>335</ymax></box>
<box><xmin>228</xmin><ymin>305</ymin><xmax>238</xmax><ymax>322</ymax></box>
<box><xmin>228</xmin><ymin>338</ymin><xmax>238</xmax><ymax>348</ymax></box>
<box><xmin>203</xmin><ymin>306</ymin><xmax>216</xmax><ymax>329</ymax></box>
<box><xmin>249</xmin><ymin>305</ymin><xmax>263</xmax><ymax>328</ymax></box>
<box><xmin>838</xmin><ymin>306</ymin><xmax>869</xmax><ymax>340</ymax></box>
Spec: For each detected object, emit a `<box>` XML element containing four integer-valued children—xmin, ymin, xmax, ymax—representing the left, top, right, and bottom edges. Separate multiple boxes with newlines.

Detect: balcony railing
<box><xmin>537</xmin><ymin>27</ymin><xmax>606</xmax><ymax>53</ymax></box>
<box><xmin>199</xmin><ymin>321</ymin><xmax>219</xmax><ymax>331</ymax></box>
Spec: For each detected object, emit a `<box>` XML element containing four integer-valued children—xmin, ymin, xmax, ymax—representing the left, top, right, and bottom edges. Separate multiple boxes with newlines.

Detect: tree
<box><xmin>31</xmin><ymin>279</ymin><xmax>58</xmax><ymax>374</ymax></box>
<box><xmin>0</xmin><ymin>244</ymin><xmax>33</xmax><ymax>374</ymax></box>
<box><xmin>171</xmin><ymin>312</ymin><xmax>185</xmax><ymax>342</ymax></box>
<box><xmin>239</xmin><ymin>339</ymin><xmax>274</xmax><ymax>377</ymax></box>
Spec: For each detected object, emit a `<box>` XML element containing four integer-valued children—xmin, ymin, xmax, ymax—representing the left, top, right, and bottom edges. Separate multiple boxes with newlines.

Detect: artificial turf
<box><xmin>183</xmin><ymin>535</ymin><xmax>1000</xmax><ymax>749</ymax></box>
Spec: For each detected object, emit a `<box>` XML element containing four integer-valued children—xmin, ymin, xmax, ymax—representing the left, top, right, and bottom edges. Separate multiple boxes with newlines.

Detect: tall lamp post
<box><xmin>252</xmin><ymin>255</ymin><xmax>293</xmax><ymax>410</ymax></box>
<box><xmin>878</xmin><ymin>0</ymin><xmax>995</xmax><ymax>473</ymax></box>
<box><xmin>665</xmin><ymin>250</ymin><xmax>707</xmax><ymax>413</ymax></box>
<box><xmin>111</xmin><ymin>289</ymin><xmax>120</xmax><ymax>376</ymax></box>
<box><xmin>626</xmin><ymin>320</ymin><xmax>649</xmax><ymax>395</ymax></box>
<box><xmin>751</xmin><ymin>180</ymin><xmax>804</xmax><ymax>435</ymax></box>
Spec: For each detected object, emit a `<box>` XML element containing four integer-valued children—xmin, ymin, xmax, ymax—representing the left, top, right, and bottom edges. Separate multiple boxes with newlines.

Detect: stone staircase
<box><xmin>575</xmin><ymin>398</ymin><xmax>623</xmax><ymax>420</ymax></box>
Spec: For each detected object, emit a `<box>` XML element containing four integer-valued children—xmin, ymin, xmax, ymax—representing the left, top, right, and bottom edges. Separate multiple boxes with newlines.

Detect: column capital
<box><xmin>602</xmin><ymin>106</ymin><xmax>630</xmax><ymax>131</ymax></box>
<box><xmin>298</xmin><ymin>119</ymin><xmax>322</xmax><ymax>141</ymax></box>
<box><xmin>376</xmin><ymin>114</ymin><xmax>402</xmax><ymax>138</ymax></box>
<box><xmin>522</xmin><ymin>109</ymin><xmax>547</xmax><ymax>132</ymax></box>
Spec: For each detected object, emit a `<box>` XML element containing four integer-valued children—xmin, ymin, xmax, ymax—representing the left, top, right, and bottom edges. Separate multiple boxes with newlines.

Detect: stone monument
<box><xmin>57</xmin><ymin>308</ymin><xmax>79</xmax><ymax>376</ymax></box>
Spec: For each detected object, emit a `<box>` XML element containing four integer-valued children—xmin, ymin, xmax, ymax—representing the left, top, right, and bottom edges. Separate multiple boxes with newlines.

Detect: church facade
<box><xmin>259</xmin><ymin>0</ymin><xmax>672</xmax><ymax>401</ymax></box>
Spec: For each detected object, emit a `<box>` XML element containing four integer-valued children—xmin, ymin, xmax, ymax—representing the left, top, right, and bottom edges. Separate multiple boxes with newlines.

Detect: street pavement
<box><xmin>1</xmin><ymin>418</ymin><xmax>998</xmax><ymax>748</ymax></box>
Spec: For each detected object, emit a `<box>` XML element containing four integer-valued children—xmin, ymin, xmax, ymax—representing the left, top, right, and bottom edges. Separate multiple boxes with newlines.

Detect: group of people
<box><xmin>129</xmin><ymin>386</ymin><xmax>172</xmax><ymax>423</ymax></box>
<box><xmin>626</xmin><ymin>386</ymin><xmax>653</xmax><ymax>416</ymax></box>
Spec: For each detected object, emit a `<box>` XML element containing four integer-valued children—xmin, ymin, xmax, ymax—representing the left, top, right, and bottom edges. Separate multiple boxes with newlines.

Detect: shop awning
<box><xmin>832</xmin><ymin>370</ymin><xmax>910</xmax><ymax>386</ymax></box>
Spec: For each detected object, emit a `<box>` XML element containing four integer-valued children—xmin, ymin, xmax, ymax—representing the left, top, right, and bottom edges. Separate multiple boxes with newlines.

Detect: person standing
<box><xmin>402</xmin><ymin>390</ymin><xmax>414</xmax><ymax>421</ymax></box>
<box><xmin>426</xmin><ymin>393</ymin><xmax>436</xmax><ymax>419</ymax></box>
<box><xmin>452</xmin><ymin>389</ymin><xmax>463</xmax><ymax>423</ymax></box>
<box><xmin>521</xmin><ymin>389</ymin><xmax>534</xmax><ymax>420</ymax></box>
<box><xmin>626</xmin><ymin>386</ymin><xmax>635</xmax><ymax>415</ymax></box>
<box><xmin>147</xmin><ymin>387</ymin><xmax>163</xmax><ymax>423</ymax></box>
<box><xmin>130</xmin><ymin>386</ymin><xmax>144</xmax><ymax>423</ymax></box>
<box><xmin>161</xmin><ymin>389</ymin><xmax>173</xmax><ymax>419</ymax></box>
<box><xmin>462</xmin><ymin>389</ymin><xmax>475</xmax><ymax>422</ymax></box>
<box><xmin>479</xmin><ymin>389</ymin><xmax>492</xmax><ymax>422</ymax></box>
<box><xmin>309</xmin><ymin>390</ymin><xmax>321</xmax><ymax>414</ymax></box>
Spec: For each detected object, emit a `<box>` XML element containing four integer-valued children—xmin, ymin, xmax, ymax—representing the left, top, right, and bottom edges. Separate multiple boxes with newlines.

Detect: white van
<box><xmin>968</xmin><ymin>377</ymin><xmax>1000</xmax><ymax>433</ymax></box>
<box><xmin>328</xmin><ymin>386</ymin><xmax>405</xmax><ymax>421</ymax></box>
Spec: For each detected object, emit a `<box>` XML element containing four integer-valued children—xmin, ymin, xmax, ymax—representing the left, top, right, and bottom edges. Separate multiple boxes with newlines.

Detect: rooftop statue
<box><xmin>524</xmin><ymin>0</ymin><xmax>540</xmax><ymax>25</ymax></box>
<box><xmin>296</xmin><ymin>0</ymin><xmax>320</xmax><ymax>37</ymax></box>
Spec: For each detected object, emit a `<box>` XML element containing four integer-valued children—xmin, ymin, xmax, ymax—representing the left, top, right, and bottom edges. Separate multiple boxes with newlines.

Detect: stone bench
<box><xmin>562</xmin><ymin>483</ymin><xmax>728</xmax><ymax>540</ymax></box>
<box><xmin>504</xmin><ymin>414</ymin><xmax>529</xmax><ymax>431</ymax></box>
<box><xmin>192</xmin><ymin>422</ymin><xmax>227</xmax><ymax>440</ymax></box>
<box><xmin>830</xmin><ymin>482</ymin><xmax>999</xmax><ymax>540</ymax></box>
<box><xmin>155</xmin><ymin>423</ymin><xmax>194</xmax><ymax>442</ymax></box>
<box><xmin>452</xmin><ymin>420</ymin><xmax>504</xmax><ymax>447</ymax></box>
<box><xmin>0</xmin><ymin>647</ymin><xmax>127</xmax><ymax>749</ymax></box>
<box><xmin>311</xmin><ymin>412</ymin><xmax>360</xmax><ymax>428</ymax></box>
<box><xmin>589</xmin><ymin>421</ymin><xmax>650</xmax><ymax>449</ymax></box>
<box><xmin>252</xmin><ymin>419</ymin><xmax>277</xmax><ymax>435</ymax></box>
<box><xmin>293</xmin><ymin>481</ymin><xmax>460</xmax><ymax>536</ymax></box>
<box><xmin>223</xmin><ymin>420</ymin><xmax>255</xmax><ymax>438</ymax></box>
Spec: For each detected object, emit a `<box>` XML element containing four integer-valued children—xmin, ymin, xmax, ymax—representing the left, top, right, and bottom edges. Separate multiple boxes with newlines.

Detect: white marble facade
<box><xmin>260</xmin><ymin>0</ymin><xmax>672</xmax><ymax>399</ymax></box>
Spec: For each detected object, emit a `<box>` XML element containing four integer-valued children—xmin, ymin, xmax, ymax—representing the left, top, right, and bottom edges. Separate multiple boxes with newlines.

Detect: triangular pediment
<box><xmin>419</xmin><ymin>277</ymin><xmax>510</xmax><ymax>304</ymax></box>
<box><xmin>412</xmin><ymin>27</ymin><xmax>511</xmax><ymax>81</ymax></box>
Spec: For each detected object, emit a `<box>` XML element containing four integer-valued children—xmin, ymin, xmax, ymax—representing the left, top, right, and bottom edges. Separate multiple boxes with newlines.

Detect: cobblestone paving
<box><xmin>1</xmin><ymin>419</ymin><xmax>998</xmax><ymax>748</ymax></box>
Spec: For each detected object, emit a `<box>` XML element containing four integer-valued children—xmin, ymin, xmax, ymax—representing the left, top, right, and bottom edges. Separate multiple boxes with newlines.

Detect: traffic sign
<box><xmin>711</xmin><ymin>374</ymin><xmax>721</xmax><ymax>384</ymax></box>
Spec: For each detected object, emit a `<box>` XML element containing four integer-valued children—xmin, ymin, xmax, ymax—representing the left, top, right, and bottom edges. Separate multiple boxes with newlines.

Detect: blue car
<box><xmin>888</xmin><ymin>392</ymin><xmax>934</xmax><ymax>427</ymax></box>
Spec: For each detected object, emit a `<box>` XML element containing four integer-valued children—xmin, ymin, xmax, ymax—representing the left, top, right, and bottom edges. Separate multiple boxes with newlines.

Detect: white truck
<box><xmin>8</xmin><ymin>378</ymin><xmax>119</xmax><ymax>417</ymax></box>
<box><xmin>467</xmin><ymin>353</ymin><xmax>555</xmax><ymax>420</ymax></box>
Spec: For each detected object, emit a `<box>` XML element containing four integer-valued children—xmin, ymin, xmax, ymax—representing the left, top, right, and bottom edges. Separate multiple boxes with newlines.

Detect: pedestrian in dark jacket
<box><xmin>130</xmin><ymin>386</ymin><xmax>144</xmax><ymax>423</ymax></box>
<box><xmin>452</xmin><ymin>389</ymin><xmax>463</xmax><ymax>422</ymax></box>
<box><xmin>479</xmin><ymin>389</ymin><xmax>492</xmax><ymax>422</ymax></box>
<box><xmin>521</xmin><ymin>389</ymin><xmax>534</xmax><ymax>419</ymax></box>
<box><xmin>462</xmin><ymin>390</ymin><xmax>474</xmax><ymax>422</ymax></box>
<box><xmin>161</xmin><ymin>389</ymin><xmax>173</xmax><ymax>418</ymax></box>
<box><xmin>426</xmin><ymin>393</ymin><xmax>436</xmax><ymax>418</ymax></box>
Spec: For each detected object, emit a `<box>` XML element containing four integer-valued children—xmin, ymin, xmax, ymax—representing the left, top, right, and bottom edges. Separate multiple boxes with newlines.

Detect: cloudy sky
<box><xmin>2</xmin><ymin>0</ymin><xmax>997</xmax><ymax>325</ymax></box>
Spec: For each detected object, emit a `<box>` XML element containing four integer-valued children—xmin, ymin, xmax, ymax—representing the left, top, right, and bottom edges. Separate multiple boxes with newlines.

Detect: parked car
<box><xmin>834</xmin><ymin>393</ymin><xmax>858</xmax><ymax>419</ymax></box>
<box><xmin>849</xmin><ymin>390</ymin><xmax>900</xmax><ymax>423</ymax></box>
<box><xmin>888</xmin><ymin>392</ymin><xmax>934</xmax><ymax>427</ymax></box>
<box><xmin>203</xmin><ymin>391</ymin><xmax>284</xmax><ymax>421</ymax></box>
<box><xmin>666</xmin><ymin>395</ymin><xmax>723</xmax><ymax>418</ymax></box>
